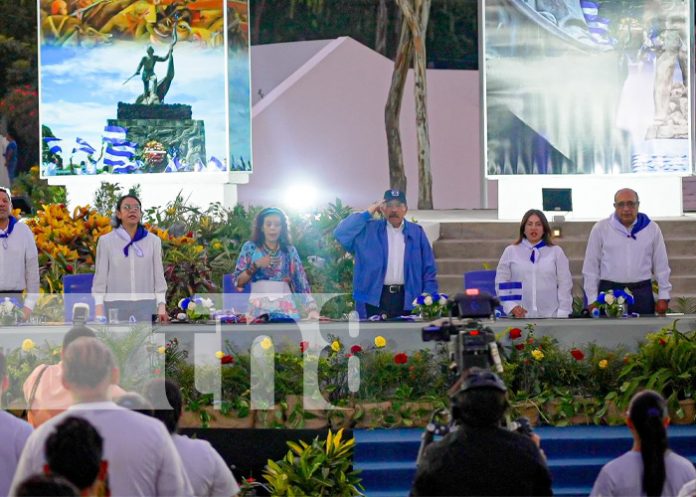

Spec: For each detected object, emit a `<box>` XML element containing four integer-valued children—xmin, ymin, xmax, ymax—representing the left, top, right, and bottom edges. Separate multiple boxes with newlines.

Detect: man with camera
<box><xmin>410</xmin><ymin>368</ymin><xmax>552</xmax><ymax>496</ymax></box>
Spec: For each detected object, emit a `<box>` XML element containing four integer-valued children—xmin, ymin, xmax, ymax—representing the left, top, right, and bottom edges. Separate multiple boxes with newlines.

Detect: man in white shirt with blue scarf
<box><xmin>582</xmin><ymin>188</ymin><xmax>671</xmax><ymax>316</ymax></box>
<box><xmin>0</xmin><ymin>187</ymin><xmax>39</xmax><ymax>320</ymax></box>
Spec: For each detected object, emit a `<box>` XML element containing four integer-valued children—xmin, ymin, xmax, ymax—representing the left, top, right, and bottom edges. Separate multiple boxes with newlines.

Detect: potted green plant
<box><xmin>262</xmin><ymin>429</ymin><xmax>364</xmax><ymax>496</ymax></box>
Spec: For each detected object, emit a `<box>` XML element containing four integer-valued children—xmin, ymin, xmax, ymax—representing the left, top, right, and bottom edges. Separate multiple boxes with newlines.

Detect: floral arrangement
<box><xmin>0</xmin><ymin>298</ymin><xmax>23</xmax><ymax>325</ymax></box>
<box><xmin>178</xmin><ymin>296</ymin><xmax>215</xmax><ymax>322</ymax></box>
<box><xmin>594</xmin><ymin>288</ymin><xmax>634</xmax><ymax>318</ymax></box>
<box><xmin>412</xmin><ymin>292</ymin><xmax>449</xmax><ymax>320</ymax></box>
<box><xmin>142</xmin><ymin>140</ymin><xmax>167</xmax><ymax>166</ymax></box>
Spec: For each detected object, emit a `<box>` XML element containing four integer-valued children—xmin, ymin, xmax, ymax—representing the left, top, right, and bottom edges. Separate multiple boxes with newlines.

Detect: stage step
<box><xmin>434</xmin><ymin>219</ymin><xmax>696</xmax><ymax>300</ymax></box>
<box><xmin>354</xmin><ymin>426</ymin><xmax>696</xmax><ymax>497</ymax></box>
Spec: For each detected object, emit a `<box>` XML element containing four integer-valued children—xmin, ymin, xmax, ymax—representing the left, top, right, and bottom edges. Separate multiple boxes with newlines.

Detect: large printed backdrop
<box><xmin>38</xmin><ymin>0</ymin><xmax>251</xmax><ymax>176</ymax></box>
<box><xmin>483</xmin><ymin>0</ymin><xmax>692</xmax><ymax>176</ymax></box>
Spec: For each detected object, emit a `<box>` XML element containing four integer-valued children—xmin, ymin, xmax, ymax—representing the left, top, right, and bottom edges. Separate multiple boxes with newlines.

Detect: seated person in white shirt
<box><xmin>495</xmin><ymin>209</ymin><xmax>572</xmax><ymax>318</ymax></box>
<box><xmin>10</xmin><ymin>337</ymin><xmax>194</xmax><ymax>497</ymax></box>
<box><xmin>14</xmin><ymin>474</ymin><xmax>79</xmax><ymax>497</ymax></box>
<box><xmin>0</xmin><ymin>351</ymin><xmax>33</xmax><ymax>497</ymax></box>
<box><xmin>0</xmin><ymin>186</ymin><xmax>39</xmax><ymax>321</ymax></box>
<box><xmin>144</xmin><ymin>378</ymin><xmax>241</xmax><ymax>497</ymax></box>
<box><xmin>92</xmin><ymin>194</ymin><xmax>168</xmax><ymax>323</ymax></box>
<box><xmin>582</xmin><ymin>188</ymin><xmax>671</xmax><ymax>316</ymax></box>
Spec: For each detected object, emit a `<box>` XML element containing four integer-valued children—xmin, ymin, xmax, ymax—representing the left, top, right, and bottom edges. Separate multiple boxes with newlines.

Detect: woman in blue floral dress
<box><xmin>233</xmin><ymin>207</ymin><xmax>319</xmax><ymax>319</ymax></box>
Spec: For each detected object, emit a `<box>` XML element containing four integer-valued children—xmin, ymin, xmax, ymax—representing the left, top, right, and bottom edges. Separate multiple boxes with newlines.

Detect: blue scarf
<box><xmin>630</xmin><ymin>213</ymin><xmax>651</xmax><ymax>240</ymax></box>
<box><xmin>122</xmin><ymin>225</ymin><xmax>148</xmax><ymax>257</ymax></box>
<box><xmin>528</xmin><ymin>240</ymin><xmax>546</xmax><ymax>263</ymax></box>
<box><xmin>0</xmin><ymin>216</ymin><xmax>17</xmax><ymax>249</ymax></box>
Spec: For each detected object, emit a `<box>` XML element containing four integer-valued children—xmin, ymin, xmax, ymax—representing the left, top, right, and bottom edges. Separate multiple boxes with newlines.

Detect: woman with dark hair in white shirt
<box><xmin>92</xmin><ymin>195</ymin><xmax>168</xmax><ymax>322</ymax></box>
<box><xmin>495</xmin><ymin>209</ymin><xmax>573</xmax><ymax>318</ymax></box>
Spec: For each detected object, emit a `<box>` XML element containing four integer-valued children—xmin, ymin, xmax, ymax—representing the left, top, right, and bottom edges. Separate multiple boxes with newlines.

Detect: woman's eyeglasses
<box><xmin>121</xmin><ymin>204</ymin><xmax>141</xmax><ymax>212</ymax></box>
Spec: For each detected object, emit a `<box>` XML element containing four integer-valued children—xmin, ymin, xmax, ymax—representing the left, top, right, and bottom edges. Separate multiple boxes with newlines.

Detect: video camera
<box><xmin>421</xmin><ymin>290</ymin><xmax>503</xmax><ymax>377</ymax></box>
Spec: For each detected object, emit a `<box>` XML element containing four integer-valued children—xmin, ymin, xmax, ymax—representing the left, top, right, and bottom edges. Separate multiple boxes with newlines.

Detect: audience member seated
<box><xmin>23</xmin><ymin>325</ymin><xmax>125</xmax><ymax>428</ymax></box>
<box><xmin>590</xmin><ymin>390</ymin><xmax>696</xmax><ymax>496</ymax></box>
<box><xmin>10</xmin><ymin>337</ymin><xmax>193</xmax><ymax>497</ymax></box>
<box><xmin>45</xmin><ymin>416</ymin><xmax>107</xmax><ymax>496</ymax></box>
<box><xmin>410</xmin><ymin>368</ymin><xmax>552</xmax><ymax>496</ymax></box>
<box><xmin>495</xmin><ymin>209</ymin><xmax>572</xmax><ymax>318</ymax></box>
<box><xmin>232</xmin><ymin>207</ymin><xmax>319</xmax><ymax>320</ymax></box>
<box><xmin>0</xmin><ymin>351</ymin><xmax>33</xmax><ymax>497</ymax></box>
<box><xmin>143</xmin><ymin>378</ymin><xmax>241</xmax><ymax>497</ymax></box>
<box><xmin>115</xmin><ymin>392</ymin><xmax>154</xmax><ymax>417</ymax></box>
<box><xmin>14</xmin><ymin>475</ymin><xmax>79</xmax><ymax>497</ymax></box>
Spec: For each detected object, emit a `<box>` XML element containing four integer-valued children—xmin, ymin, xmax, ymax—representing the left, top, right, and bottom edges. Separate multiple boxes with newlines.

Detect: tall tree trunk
<box><xmin>251</xmin><ymin>0</ymin><xmax>267</xmax><ymax>45</ymax></box>
<box><xmin>384</xmin><ymin>4</ymin><xmax>413</xmax><ymax>192</ymax></box>
<box><xmin>375</xmin><ymin>0</ymin><xmax>388</xmax><ymax>55</ymax></box>
<box><xmin>396</xmin><ymin>0</ymin><xmax>433</xmax><ymax>209</ymax></box>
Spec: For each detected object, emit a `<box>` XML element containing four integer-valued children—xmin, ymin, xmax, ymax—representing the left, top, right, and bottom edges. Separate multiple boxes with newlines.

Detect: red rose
<box><xmin>570</xmin><ymin>348</ymin><xmax>585</xmax><ymax>361</ymax></box>
<box><xmin>300</xmin><ymin>341</ymin><xmax>309</xmax><ymax>353</ymax></box>
<box><xmin>66</xmin><ymin>264</ymin><xmax>74</xmax><ymax>272</ymax></box>
<box><xmin>394</xmin><ymin>352</ymin><xmax>408</xmax><ymax>364</ymax></box>
<box><xmin>221</xmin><ymin>354</ymin><xmax>234</xmax><ymax>364</ymax></box>
<box><xmin>509</xmin><ymin>328</ymin><xmax>522</xmax><ymax>340</ymax></box>
<box><xmin>515</xmin><ymin>343</ymin><xmax>525</xmax><ymax>351</ymax></box>
<box><xmin>350</xmin><ymin>345</ymin><xmax>363</xmax><ymax>354</ymax></box>
<box><xmin>246</xmin><ymin>477</ymin><xmax>255</xmax><ymax>484</ymax></box>
<box><xmin>658</xmin><ymin>338</ymin><xmax>667</xmax><ymax>346</ymax></box>
<box><xmin>345</xmin><ymin>353</ymin><xmax>353</xmax><ymax>359</ymax></box>
<box><xmin>186</xmin><ymin>231</ymin><xmax>193</xmax><ymax>238</ymax></box>
<box><xmin>527</xmin><ymin>337</ymin><xmax>535</xmax><ymax>344</ymax></box>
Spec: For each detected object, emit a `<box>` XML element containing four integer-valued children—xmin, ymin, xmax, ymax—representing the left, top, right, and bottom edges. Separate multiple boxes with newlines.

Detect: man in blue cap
<box><xmin>334</xmin><ymin>189</ymin><xmax>438</xmax><ymax>318</ymax></box>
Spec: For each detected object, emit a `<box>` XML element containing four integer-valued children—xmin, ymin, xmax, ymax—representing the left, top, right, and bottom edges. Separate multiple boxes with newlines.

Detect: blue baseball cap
<box><xmin>384</xmin><ymin>189</ymin><xmax>406</xmax><ymax>204</ymax></box>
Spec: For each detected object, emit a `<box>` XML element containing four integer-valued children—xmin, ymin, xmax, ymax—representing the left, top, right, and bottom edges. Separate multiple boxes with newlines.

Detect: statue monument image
<box><xmin>106</xmin><ymin>27</ymin><xmax>207</xmax><ymax>173</ymax></box>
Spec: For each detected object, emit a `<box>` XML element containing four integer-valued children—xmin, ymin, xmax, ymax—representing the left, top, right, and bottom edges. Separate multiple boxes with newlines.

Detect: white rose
<box><xmin>617</xmin><ymin>296</ymin><xmax>625</xmax><ymax>305</ymax></box>
<box><xmin>412</xmin><ymin>299</ymin><xmax>418</xmax><ymax>306</ymax></box>
<box><xmin>187</xmin><ymin>302</ymin><xmax>197</xmax><ymax>311</ymax></box>
<box><xmin>604</xmin><ymin>294</ymin><xmax>615</xmax><ymax>305</ymax></box>
<box><xmin>424</xmin><ymin>296</ymin><xmax>433</xmax><ymax>306</ymax></box>
<box><xmin>203</xmin><ymin>298</ymin><xmax>214</xmax><ymax>308</ymax></box>
<box><xmin>439</xmin><ymin>297</ymin><xmax>448</xmax><ymax>306</ymax></box>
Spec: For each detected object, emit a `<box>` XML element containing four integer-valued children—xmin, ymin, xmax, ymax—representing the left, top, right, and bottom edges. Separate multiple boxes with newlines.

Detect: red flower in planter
<box><xmin>394</xmin><ymin>352</ymin><xmax>408</xmax><ymax>364</ymax></box>
<box><xmin>66</xmin><ymin>264</ymin><xmax>74</xmax><ymax>272</ymax></box>
<box><xmin>350</xmin><ymin>345</ymin><xmax>363</xmax><ymax>354</ymax></box>
<box><xmin>300</xmin><ymin>341</ymin><xmax>309</xmax><ymax>353</ymax></box>
<box><xmin>570</xmin><ymin>348</ymin><xmax>585</xmax><ymax>361</ymax></box>
<box><xmin>509</xmin><ymin>328</ymin><xmax>522</xmax><ymax>340</ymax></box>
<box><xmin>515</xmin><ymin>343</ymin><xmax>525</xmax><ymax>351</ymax></box>
<box><xmin>527</xmin><ymin>337</ymin><xmax>535</xmax><ymax>344</ymax></box>
<box><xmin>658</xmin><ymin>338</ymin><xmax>667</xmax><ymax>346</ymax></box>
<box><xmin>221</xmin><ymin>354</ymin><xmax>234</xmax><ymax>365</ymax></box>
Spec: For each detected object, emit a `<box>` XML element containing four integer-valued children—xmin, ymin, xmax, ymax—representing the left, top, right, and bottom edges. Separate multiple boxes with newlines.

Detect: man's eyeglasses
<box><xmin>614</xmin><ymin>201</ymin><xmax>638</xmax><ymax>209</ymax></box>
<box><xmin>121</xmin><ymin>204</ymin><xmax>141</xmax><ymax>212</ymax></box>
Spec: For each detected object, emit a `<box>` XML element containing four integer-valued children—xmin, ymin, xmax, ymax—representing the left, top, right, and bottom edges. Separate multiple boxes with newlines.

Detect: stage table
<box><xmin>1</xmin><ymin>315</ymin><xmax>694</xmax><ymax>354</ymax></box>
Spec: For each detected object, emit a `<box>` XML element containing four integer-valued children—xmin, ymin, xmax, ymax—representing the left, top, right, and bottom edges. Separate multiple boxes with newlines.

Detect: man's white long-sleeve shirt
<box><xmin>582</xmin><ymin>214</ymin><xmax>671</xmax><ymax>304</ymax></box>
<box><xmin>0</xmin><ymin>220</ymin><xmax>39</xmax><ymax>309</ymax></box>
<box><xmin>92</xmin><ymin>229</ymin><xmax>167</xmax><ymax>305</ymax></box>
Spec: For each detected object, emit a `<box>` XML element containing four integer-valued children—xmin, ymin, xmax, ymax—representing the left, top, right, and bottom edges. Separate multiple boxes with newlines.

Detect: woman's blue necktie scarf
<box><xmin>123</xmin><ymin>225</ymin><xmax>148</xmax><ymax>257</ymax></box>
<box><xmin>530</xmin><ymin>240</ymin><xmax>546</xmax><ymax>263</ymax></box>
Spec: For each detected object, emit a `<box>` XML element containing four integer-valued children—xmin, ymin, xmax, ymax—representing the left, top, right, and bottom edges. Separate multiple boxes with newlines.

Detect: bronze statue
<box><xmin>125</xmin><ymin>31</ymin><xmax>177</xmax><ymax>105</ymax></box>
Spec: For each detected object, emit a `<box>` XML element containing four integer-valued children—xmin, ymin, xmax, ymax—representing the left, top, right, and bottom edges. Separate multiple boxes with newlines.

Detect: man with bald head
<box><xmin>582</xmin><ymin>188</ymin><xmax>671</xmax><ymax>315</ymax></box>
<box><xmin>0</xmin><ymin>186</ymin><xmax>39</xmax><ymax>320</ymax></box>
<box><xmin>10</xmin><ymin>337</ymin><xmax>193</xmax><ymax>497</ymax></box>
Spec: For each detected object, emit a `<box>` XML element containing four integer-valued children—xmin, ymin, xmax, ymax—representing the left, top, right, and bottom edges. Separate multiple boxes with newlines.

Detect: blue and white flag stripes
<box><xmin>497</xmin><ymin>281</ymin><xmax>522</xmax><ymax>303</ymax></box>
<box><xmin>75</xmin><ymin>137</ymin><xmax>96</xmax><ymax>155</ymax></box>
<box><xmin>44</xmin><ymin>137</ymin><xmax>62</xmax><ymax>154</ymax></box>
<box><xmin>102</xmin><ymin>125</ymin><xmax>127</xmax><ymax>144</ymax></box>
